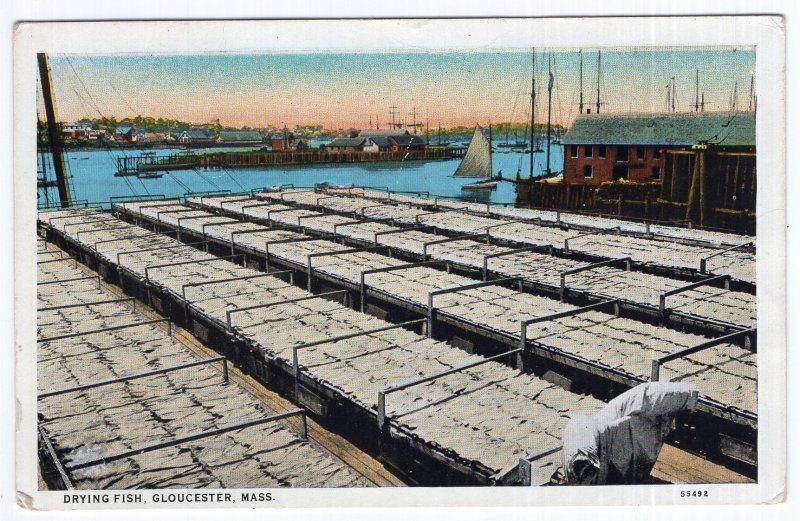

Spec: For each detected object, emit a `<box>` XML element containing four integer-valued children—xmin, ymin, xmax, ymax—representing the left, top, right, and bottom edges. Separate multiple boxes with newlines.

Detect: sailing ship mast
<box><xmin>529</xmin><ymin>48</ymin><xmax>536</xmax><ymax>179</ymax></box>
<box><xmin>596</xmin><ymin>50</ymin><xmax>601</xmax><ymax>114</ymax></box>
<box><xmin>579</xmin><ymin>49</ymin><xmax>584</xmax><ymax>114</ymax></box>
<box><xmin>691</xmin><ymin>69</ymin><xmax>706</xmax><ymax>112</ymax></box>
<box><xmin>671</xmin><ymin>77</ymin><xmax>676</xmax><ymax>113</ymax></box>
<box><xmin>546</xmin><ymin>53</ymin><xmax>553</xmax><ymax>175</ymax></box>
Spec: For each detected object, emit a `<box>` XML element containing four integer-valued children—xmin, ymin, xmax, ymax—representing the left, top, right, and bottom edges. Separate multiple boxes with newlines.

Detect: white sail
<box><xmin>454</xmin><ymin>125</ymin><xmax>492</xmax><ymax>178</ymax></box>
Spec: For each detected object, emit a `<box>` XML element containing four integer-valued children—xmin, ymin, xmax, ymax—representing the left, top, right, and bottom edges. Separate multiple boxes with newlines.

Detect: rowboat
<box><xmin>461</xmin><ymin>180</ymin><xmax>499</xmax><ymax>190</ymax></box>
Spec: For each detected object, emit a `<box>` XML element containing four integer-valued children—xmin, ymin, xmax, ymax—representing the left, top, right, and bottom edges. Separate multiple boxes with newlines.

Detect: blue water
<box><xmin>38</xmin><ymin>145</ymin><xmax>564</xmax><ymax>208</ymax></box>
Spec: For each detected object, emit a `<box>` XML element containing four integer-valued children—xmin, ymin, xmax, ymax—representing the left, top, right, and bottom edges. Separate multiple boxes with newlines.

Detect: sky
<box><xmin>40</xmin><ymin>47</ymin><xmax>756</xmax><ymax>130</ymax></box>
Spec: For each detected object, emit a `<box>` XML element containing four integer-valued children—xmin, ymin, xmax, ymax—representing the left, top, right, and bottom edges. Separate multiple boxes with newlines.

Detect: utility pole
<box><xmin>731</xmin><ymin>81</ymin><xmax>738</xmax><ymax>111</ymax></box>
<box><xmin>579</xmin><ymin>49</ymin><xmax>584</xmax><ymax>114</ymax></box>
<box><xmin>748</xmin><ymin>75</ymin><xmax>755</xmax><ymax>112</ymax></box>
<box><xmin>595</xmin><ymin>50</ymin><xmax>601</xmax><ymax>114</ymax></box>
<box><xmin>37</xmin><ymin>53</ymin><xmax>71</xmax><ymax>208</ymax></box>
<box><xmin>694</xmin><ymin>69</ymin><xmax>699</xmax><ymax>112</ymax></box>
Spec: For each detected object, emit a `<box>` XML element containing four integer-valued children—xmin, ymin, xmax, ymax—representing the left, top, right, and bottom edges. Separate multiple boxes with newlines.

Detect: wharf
<box><xmin>269</xmin><ymin>188</ymin><xmax>756</xmax><ymax>287</ymax></box>
<box><xmin>188</xmin><ymin>194</ymin><xmax>755</xmax><ymax>330</ymax></box>
<box><xmin>40</xmin><ymin>211</ymin><xmax>607</xmax><ymax>486</ymax></box>
<box><xmin>36</xmin><ymin>243</ymin><xmax>373</xmax><ymax>489</ymax></box>
<box><xmin>137</xmin><ymin>147</ymin><xmax>466</xmax><ymax>172</ymax></box>
<box><xmin>348</xmin><ymin>187</ymin><xmax>754</xmax><ymax>249</ymax></box>
<box><xmin>38</xmin><ymin>210</ymin><xmax>758</xmax><ymax>484</ymax></box>
<box><xmin>102</xmin><ymin>201</ymin><xmax>757</xmax><ymax>436</ymax></box>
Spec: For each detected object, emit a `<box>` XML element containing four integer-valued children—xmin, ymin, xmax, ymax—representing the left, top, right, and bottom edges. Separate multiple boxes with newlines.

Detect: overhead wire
<box><xmin>85</xmin><ymin>55</ymin><xmax>248</xmax><ymax>195</ymax></box>
<box><xmin>55</xmin><ymin>60</ymin><xmax>139</xmax><ymax>199</ymax></box>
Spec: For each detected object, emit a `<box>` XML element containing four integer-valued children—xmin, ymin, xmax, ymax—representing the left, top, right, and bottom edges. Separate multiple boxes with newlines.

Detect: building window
<box><xmin>570</xmin><ymin>145</ymin><xmax>578</xmax><ymax>159</ymax></box>
<box><xmin>584</xmin><ymin>145</ymin><xmax>593</xmax><ymax>159</ymax></box>
<box><xmin>636</xmin><ymin>146</ymin><xmax>645</xmax><ymax>160</ymax></box>
<box><xmin>598</xmin><ymin>145</ymin><xmax>606</xmax><ymax>159</ymax></box>
<box><xmin>583</xmin><ymin>165</ymin><xmax>593</xmax><ymax>178</ymax></box>
<box><xmin>616</xmin><ymin>145</ymin><xmax>629</xmax><ymax>162</ymax></box>
<box><xmin>653</xmin><ymin>147</ymin><xmax>662</xmax><ymax>159</ymax></box>
<box><xmin>651</xmin><ymin>167</ymin><xmax>662</xmax><ymax>179</ymax></box>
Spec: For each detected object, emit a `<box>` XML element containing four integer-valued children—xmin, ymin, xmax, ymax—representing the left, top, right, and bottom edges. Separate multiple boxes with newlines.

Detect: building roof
<box><xmin>115</xmin><ymin>123</ymin><xmax>134</xmax><ymax>134</ymax></box>
<box><xmin>389</xmin><ymin>134</ymin><xmax>426</xmax><ymax>146</ymax></box>
<box><xmin>326</xmin><ymin>137</ymin><xmax>369</xmax><ymax>148</ymax></box>
<box><xmin>218</xmin><ymin>130</ymin><xmax>263</xmax><ymax>142</ymax></box>
<box><xmin>368</xmin><ymin>136</ymin><xmax>391</xmax><ymax>148</ymax></box>
<box><xmin>181</xmin><ymin>130</ymin><xmax>216</xmax><ymax>140</ymax></box>
<box><xmin>271</xmin><ymin>131</ymin><xmax>294</xmax><ymax>140</ymax></box>
<box><xmin>360</xmin><ymin>129</ymin><xmax>410</xmax><ymax>137</ymax></box>
<box><xmin>562</xmin><ymin>112</ymin><xmax>755</xmax><ymax>147</ymax></box>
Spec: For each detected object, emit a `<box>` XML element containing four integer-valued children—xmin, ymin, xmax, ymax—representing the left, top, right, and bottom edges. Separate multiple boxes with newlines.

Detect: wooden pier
<box><xmin>134</xmin><ymin>147</ymin><xmax>466</xmax><ymax>172</ymax></box>
<box><xmin>38</xmin><ymin>205</ymin><xmax>759</xmax><ymax>484</ymax></box>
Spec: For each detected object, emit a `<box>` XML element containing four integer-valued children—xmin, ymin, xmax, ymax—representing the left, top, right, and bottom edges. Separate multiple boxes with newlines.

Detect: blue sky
<box><xmin>43</xmin><ymin>47</ymin><xmax>756</xmax><ymax>129</ymax></box>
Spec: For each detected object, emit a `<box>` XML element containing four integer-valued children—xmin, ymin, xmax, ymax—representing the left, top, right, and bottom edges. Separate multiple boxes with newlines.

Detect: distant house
<box><xmin>132</xmin><ymin>128</ymin><xmax>169</xmax><ymax>144</ymax></box>
<box><xmin>323</xmin><ymin>137</ymin><xmax>379</xmax><ymax>153</ymax></box>
<box><xmin>387</xmin><ymin>133</ymin><xmax>426</xmax><ymax>153</ymax></box>
<box><xmin>359</xmin><ymin>131</ymin><xmax>393</xmax><ymax>151</ymax></box>
<box><xmin>178</xmin><ymin>130</ymin><xmax>217</xmax><ymax>146</ymax></box>
<box><xmin>86</xmin><ymin>127</ymin><xmax>108</xmax><ymax>140</ymax></box>
<box><xmin>360</xmin><ymin>130</ymin><xmax>425</xmax><ymax>152</ymax></box>
<box><xmin>62</xmin><ymin>120</ymin><xmax>93</xmax><ymax>139</ymax></box>
<box><xmin>271</xmin><ymin>132</ymin><xmax>295</xmax><ymax>151</ymax></box>
<box><xmin>114</xmin><ymin>123</ymin><xmax>135</xmax><ymax>142</ymax></box>
<box><xmin>217</xmin><ymin>130</ymin><xmax>264</xmax><ymax>145</ymax></box>
<box><xmin>562</xmin><ymin>112</ymin><xmax>756</xmax><ymax>185</ymax></box>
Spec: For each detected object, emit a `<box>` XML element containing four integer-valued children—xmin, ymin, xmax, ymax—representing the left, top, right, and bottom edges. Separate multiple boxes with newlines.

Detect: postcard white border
<box><xmin>13</xmin><ymin>15</ymin><xmax>786</xmax><ymax>510</ymax></box>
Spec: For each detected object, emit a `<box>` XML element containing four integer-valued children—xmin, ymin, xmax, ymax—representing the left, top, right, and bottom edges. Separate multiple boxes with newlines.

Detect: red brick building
<box><xmin>562</xmin><ymin>112</ymin><xmax>755</xmax><ymax>186</ymax></box>
<box><xmin>270</xmin><ymin>132</ymin><xmax>295</xmax><ymax>151</ymax></box>
<box><xmin>387</xmin><ymin>133</ymin><xmax>426</xmax><ymax>153</ymax></box>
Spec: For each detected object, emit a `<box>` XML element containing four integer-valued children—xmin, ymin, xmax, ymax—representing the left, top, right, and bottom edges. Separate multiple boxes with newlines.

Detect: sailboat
<box><xmin>454</xmin><ymin>125</ymin><xmax>499</xmax><ymax>190</ymax></box>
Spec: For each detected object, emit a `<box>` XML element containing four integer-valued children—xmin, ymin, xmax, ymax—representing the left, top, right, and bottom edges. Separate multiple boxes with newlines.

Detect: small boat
<box><xmin>138</xmin><ymin>171</ymin><xmax>164</xmax><ymax>179</ymax></box>
<box><xmin>317</xmin><ymin>182</ymin><xmax>354</xmax><ymax>190</ymax></box>
<box><xmin>113</xmin><ymin>170</ymin><xmax>138</xmax><ymax>177</ymax></box>
<box><xmin>498</xmin><ymin>139</ymin><xmax>529</xmax><ymax>149</ymax></box>
<box><xmin>462</xmin><ymin>180</ymin><xmax>499</xmax><ymax>190</ymax></box>
<box><xmin>453</xmin><ymin>125</ymin><xmax>501</xmax><ymax>190</ymax></box>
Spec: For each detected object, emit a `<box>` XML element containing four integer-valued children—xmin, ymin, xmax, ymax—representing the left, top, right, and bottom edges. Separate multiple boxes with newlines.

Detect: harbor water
<box><xmin>38</xmin><ymin>144</ymin><xmax>564</xmax><ymax>208</ymax></box>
